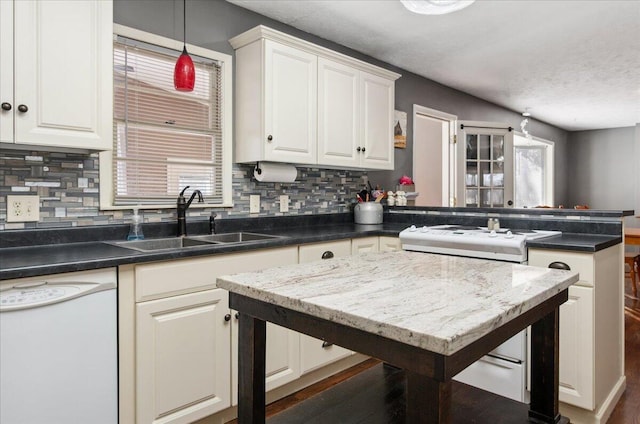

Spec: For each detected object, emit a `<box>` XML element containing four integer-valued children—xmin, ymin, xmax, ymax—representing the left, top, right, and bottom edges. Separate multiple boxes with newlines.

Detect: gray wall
<box><xmin>567</xmin><ymin>126</ymin><xmax>638</xmax><ymax>226</ymax></box>
<box><xmin>1</xmin><ymin>0</ymin><xmax>579</xmax><ymax>230</ymax></box>
<box><xmin>114</xmin><ymin>0</ymin><xmax>571</xmax><ymax>204</ymax></box>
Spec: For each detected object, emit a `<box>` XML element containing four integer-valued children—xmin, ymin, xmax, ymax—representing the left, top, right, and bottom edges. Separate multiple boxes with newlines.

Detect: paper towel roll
<box><xmin>253</xmin><ymin>162</ymin><xmax>297</xmax><ymax>183</ymax></box>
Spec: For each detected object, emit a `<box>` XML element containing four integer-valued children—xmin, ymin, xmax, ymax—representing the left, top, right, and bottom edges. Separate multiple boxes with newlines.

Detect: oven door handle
<box><xmin>480</xmin><ymin>354</ymin><xmax>522</xmax><ymax>368</ymax></box>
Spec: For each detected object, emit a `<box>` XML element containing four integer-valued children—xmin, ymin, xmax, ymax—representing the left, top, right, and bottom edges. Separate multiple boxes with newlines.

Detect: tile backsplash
<box><xmin>0</xmin><ymin>149</ymin><xmax>368</xmax><ymax>230</ymax></box>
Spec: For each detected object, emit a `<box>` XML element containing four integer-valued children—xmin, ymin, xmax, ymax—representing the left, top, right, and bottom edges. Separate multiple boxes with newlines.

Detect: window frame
<box><xmin>513</xmin><ymin>132</ymin><xmax>555</xmax><ymax>208</ymax></box>
<box><xmin>99</xmin><ymin>24</ymin><xmax>233</xmax><ymax>210</ymax></box>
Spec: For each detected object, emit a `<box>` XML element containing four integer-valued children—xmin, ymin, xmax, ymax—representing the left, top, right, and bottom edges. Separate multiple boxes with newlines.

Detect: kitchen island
<box><xmin>218</xmin><ymin>251</ymin><xmax>580</xmax><ymax>423</ymax></box>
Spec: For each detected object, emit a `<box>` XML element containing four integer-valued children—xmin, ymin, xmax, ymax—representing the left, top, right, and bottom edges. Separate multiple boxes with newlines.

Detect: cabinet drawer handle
<box><xmin>17</xmin><ymin>104</ymin><xmax>28</xmax><ymax>113</ymax></box>
<box><xmin>322</xmin><ymin>341</ymin><xmax>333</xmax><ymax>348</ymax></box>
<box><xmin>267</xmin><ymin>135</ymin><xmax>273</xmax><ymax>142</ymax></box>
<box><xmin>321</xmin><ymin>251</ymin><xmax>334</xmax><ymax>259</ymax></box>
<box><xmin>548</xmin><ymin>261</ymin><xmax>571</xmax><ymax>270</ymax></box>
<box><xmin>1</xmin><ymin>102</ymin><xmax>11</xmax><ymax>111</ymax></box>
<box><xmin>224</xmin><ymin>313</ymin><xmax>232</xmax><ymax>322</ymax></box>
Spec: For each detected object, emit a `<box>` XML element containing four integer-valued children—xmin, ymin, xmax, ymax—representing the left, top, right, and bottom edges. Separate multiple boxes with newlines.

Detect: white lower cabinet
<box><xmin>379</xmin><ymin>236</ymin><xmax>402</xmax><ymax>252</ymax></box>
<box><xmin>136</xmin><ymin>289</ymin><xmax>231</xmax><ymax>424</ymax></box>
<box><xmin>122</xmin><ymin>247</ymin><xmax>299</xmax><ymax>424</ymax></box>
<box><xmin>528</xmin><ymin>245</ymin><xmax>624</xmax><ymax>423</ymax></box>
<box><xmin>299</xmin><ymin>240</ymin><xmax>355</xmax><ymax>374</ymax></box>
<box><xmin>351</xmin><ymin>236</ymin><xmax>379</xmax><ymax>254</ymax></box>
<box><xmin>555</xmin><ymin>285</ymin><xmax>593</xmax><ymax>408</ymax></box>
<box><xmin>122</xmin><ymin>237</ymin><xmax>401</xmax><ymax>423</ymax></box>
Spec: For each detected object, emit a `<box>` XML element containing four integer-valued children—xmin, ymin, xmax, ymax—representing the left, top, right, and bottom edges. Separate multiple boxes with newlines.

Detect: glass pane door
<box><xmin>457</xmin><ymin>122</ymin><xmax>514</xmax><ymax>207</ymax></box>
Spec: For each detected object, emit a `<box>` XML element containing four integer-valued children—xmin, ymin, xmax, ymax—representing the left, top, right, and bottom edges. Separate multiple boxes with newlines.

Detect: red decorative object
<box><xmin>174</xmin><ymin>46</ymin><xmax>195</xmax><ymax>91</ymax></box>
<box><xmin>173</xmin><ymin>0</ymin><xmax>195</xmax><ymax>92</ymax></box>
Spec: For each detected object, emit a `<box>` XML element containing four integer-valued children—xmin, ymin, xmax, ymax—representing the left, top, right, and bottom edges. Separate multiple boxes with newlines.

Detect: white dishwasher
<box><xmin>0</xmin><ymin>268</ymin><xmax>118</xmax><ymax>424</ymax></box>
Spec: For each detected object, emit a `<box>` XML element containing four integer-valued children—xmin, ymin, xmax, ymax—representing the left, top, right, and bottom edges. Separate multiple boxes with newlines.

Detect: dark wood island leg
<box><xmin>407</xmin><ymin>370</ymin><xmax>452</xmax><ymax>423</ymax></box>
<box><xmin>529</xmin><ymin>307</ymin><xmax>569</xmax><ymax>424</ymax></box>
<box><xmin>237</xmin><ymin>313</ymin><xmax>266</xmax><ymax>424</ymax></box>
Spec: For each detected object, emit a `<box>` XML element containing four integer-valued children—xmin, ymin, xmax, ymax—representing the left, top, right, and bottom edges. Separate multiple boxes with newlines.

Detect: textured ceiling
<box><xmin>227</xmin><ymin>0</ymin><xmax>640</xmax><ymax>131</ymax></box>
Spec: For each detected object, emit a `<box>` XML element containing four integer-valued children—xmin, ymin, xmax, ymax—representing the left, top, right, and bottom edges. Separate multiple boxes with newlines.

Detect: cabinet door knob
<box><xmin>224</xmin><ymin>313</ymin><xmax>232</xmax><ymax>322</ymax></box>
<box><xmin>361</xmin><ymin>147</ymin><xmax>365</xmax><ymax>153</ymax></box>
<box><xmin>356</xmin><ymin>146</ymin><xmax>361</xmax><ymax>152</ymax></box>
<box><xmin>267</xmin><ymin>135</ymin><xmax>273</xmax><ymax>142</ymax></box>
<box><xmin>548</xmin><ymin>261</ymin><xmax>571</xmax><ymax>270</ymax></box>
<box><xmin>1</xmin><ymin>102</ymin><xmax>11</xmax><ymax>111</ymax></box>
<box><xmin>235</xmin><ymin>312</ymin><xmax>239</xmax><ymax>320</ymax></box>
<box><xmin>321</xmin><ymin>251</ymin><xmax>334</xmax><ymax>259</ymax></box>
<box><xmin>17</xmin><ymin>104</ymin><xmax>28</xmax><ymax>113</ymax></box>
<box><xmin>321</xmin><ymin>341</ymin><xmax>333</xmax><ymax>348</ymax></box>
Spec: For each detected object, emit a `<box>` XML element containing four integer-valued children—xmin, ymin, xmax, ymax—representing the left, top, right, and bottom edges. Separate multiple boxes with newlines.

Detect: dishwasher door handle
<box><xmin>0</xmin><ymin>281</ymin><xmax>116</xmax><ymax>312</ymax></box>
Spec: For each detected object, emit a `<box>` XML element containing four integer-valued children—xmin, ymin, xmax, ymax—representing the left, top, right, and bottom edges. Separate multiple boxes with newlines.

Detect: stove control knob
<box><xmin>409</xmin><ymin>225</ymin><xmax>417</xmax><ymax>232</ymax></box>
<box><xmin>420</xmin><ymin>226</ymin><xmax>428</xmax><ymax>232</ymax></box>
<box><xmin>489</xmin><ymin>230</ymin><xmax>497</xmax><ymax>238</ymax></box>
<box><xmin>505</xmin><ymin>230</ymin><xmax>514</xmax><ymax>239</ymax></box>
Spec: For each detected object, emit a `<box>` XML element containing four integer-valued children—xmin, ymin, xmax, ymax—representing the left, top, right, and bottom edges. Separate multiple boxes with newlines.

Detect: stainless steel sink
<box><xmin>107</xmin><ymin>232</ymin><xmax>283</xmax><ymax>252</ymax></box>
<box><xmin>107</xmin><ymin>237</ymin><xmax>220</xmax><ymax>252</ymax></box>
<box><xmin>189</xmin><ymin>232</ymin><xmax>282</xmax><ymax>243</ymax></box>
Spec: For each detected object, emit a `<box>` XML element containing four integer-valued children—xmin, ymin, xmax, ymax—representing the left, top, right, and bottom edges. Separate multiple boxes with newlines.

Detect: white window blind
<box><xmin>113</xmin><ymin>37</ymin><xmax>224</xmax><ymax>205</ymax></box>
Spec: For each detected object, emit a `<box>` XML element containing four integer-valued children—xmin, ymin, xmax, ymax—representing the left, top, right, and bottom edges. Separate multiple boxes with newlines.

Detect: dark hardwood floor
<box><xmin>227</xmin><ymin>277</ymin><xmax>640</xmax><ymax>424</ymax></box>
<box><xmin>607</xmin><ymin>278</ymin><xmax>640</xmax><ymax>424</ymax></box>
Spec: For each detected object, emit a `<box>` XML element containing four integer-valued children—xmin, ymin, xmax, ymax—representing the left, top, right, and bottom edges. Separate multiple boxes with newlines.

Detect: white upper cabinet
<box><xmin>0</xmin><ymin>0</ymin><xmax>112</xmax><ymax>151</ymax></box>
<box><xmin>231</xmin><ymin>25</ymin><xmax>400</xmax><ymax>170</ymax></box>
<box><xmin>360</xmin><ymin>72</ymin><xmax>395</xmax><ymax>169</ymax></box>
<box><xmin>263</xmin><ymin>40</ymin><xmax>317</xmax><ymax>164</ymax></box>
<box><xmin>317</xmin><ymin>58</ymin><xmax>359</xmax><ymax>167</ymax></box>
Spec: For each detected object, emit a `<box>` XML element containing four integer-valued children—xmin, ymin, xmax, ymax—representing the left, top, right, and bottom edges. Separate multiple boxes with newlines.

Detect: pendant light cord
<box><xmin>183</xmin><ymin>0</ymin><xmax>186</xmax><ymax>47</ymax></box>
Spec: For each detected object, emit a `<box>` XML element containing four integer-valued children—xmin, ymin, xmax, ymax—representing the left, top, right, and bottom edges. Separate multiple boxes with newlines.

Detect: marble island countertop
<box><xmin>217</xmin><ymin>250</ymin><xmax>579</xmax><ymax>356</ymax></box>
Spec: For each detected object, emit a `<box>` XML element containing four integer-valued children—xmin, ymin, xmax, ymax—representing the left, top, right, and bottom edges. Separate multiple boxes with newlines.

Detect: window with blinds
<box><xmin>112</xmin><ymin>37</ymin><xmax>224</xmax><ymax>205</ymax></box>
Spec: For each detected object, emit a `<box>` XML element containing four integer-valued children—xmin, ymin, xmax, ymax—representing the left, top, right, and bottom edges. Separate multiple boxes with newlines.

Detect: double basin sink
<box><xmin>109</xmin><ymin>232</ymin><xmax>283</xmax><ymax>252</ymax></box>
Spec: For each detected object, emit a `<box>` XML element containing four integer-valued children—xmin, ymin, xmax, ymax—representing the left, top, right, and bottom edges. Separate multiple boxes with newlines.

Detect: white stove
<box><xmin>399</xmin><ymin>224</ymin><xmax>561</xmax><ymax>263</ymax></box>
<box><xmin>399</xmin><ymin>223</ymin><xmax>561</xmax><ymax>402</ymax></box>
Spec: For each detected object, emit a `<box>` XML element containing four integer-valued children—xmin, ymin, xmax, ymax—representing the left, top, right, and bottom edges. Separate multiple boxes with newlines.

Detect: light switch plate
<box><xmin>280</xmin><ymin>195</ymin><xmax>289</xmax><ymax>213</ymax></box>
<box><xmin>7</xmin><ymin>195</ymin><xmax>40</xmax><ymax>222</ymax></box>
<box><xmin>249</xmin><ymin>195</ymin><xmax>260</xmax><ymax>214</ymax></box>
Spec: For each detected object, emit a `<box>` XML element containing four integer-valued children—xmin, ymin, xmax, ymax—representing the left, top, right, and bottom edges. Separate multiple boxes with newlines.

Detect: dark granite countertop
<box><xmin>0</xmin><ymin>223</ymin><xmax>407</xmax><ymax>280</ymax></box>
<box><xmin>0</xmin><ymin>212</ymin><xmax>624</xmax><ymax>280</ymax></box>
<box><xmin>526</xmin><ymin>233</ymin><xmax>622</xmax><ymax>252</ymax></box>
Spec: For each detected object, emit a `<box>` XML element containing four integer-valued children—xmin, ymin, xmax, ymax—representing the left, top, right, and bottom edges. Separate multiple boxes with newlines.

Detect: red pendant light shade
<box><xmin>174</xmin><ymin>46</ymin><xmax>195</xmax><ymax>91</ymax></box>
<box><xmin>174</xmin><ymin>0</ymin><xmax>195</xmax><ymax>92</ymax></box>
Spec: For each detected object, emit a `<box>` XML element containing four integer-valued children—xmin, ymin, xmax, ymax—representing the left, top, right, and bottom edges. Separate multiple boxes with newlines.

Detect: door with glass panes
<box><xmin>456</xmin><ymin>122</ymin><xmax>514</xmax><ymax>207</ymax></box>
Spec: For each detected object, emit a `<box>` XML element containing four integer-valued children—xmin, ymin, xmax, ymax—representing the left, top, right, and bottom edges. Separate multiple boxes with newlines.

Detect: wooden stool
<box><xmin>625</xmin><ymin>252</ymin><xmax>640</xmax><ymax>297</ymax></box>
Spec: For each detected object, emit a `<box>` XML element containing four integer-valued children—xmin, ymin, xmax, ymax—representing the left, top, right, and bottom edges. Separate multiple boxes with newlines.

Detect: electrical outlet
<box><xmin>7</xmin><ymin>195</ymin><xmax>40</xmax><ymax>222</ymax></box>
<box><xmin>249</xmin><ymin>195</ymin><xmax>260</xmax><ymax>214</ymax></box>
<box><xmin>280</xmin><ymin>195</ymin><xmax>289</xmax><ymax>213</ymax></box>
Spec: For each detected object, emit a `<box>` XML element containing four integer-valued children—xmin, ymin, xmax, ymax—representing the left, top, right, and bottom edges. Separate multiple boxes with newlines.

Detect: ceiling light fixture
<box><xmin>174</xmin><ymin>0</ymin><xmax>195</xmax><ymax>91</ymax></box>
<box><xmin>520</xmin><ymin>110</ymin><xmax>532</xmax><ymax>139</ymax></box>
<box><xmin>400</xmin><ymin>0</ymin><xmax>476</xmax><ymax>15</ymax></box>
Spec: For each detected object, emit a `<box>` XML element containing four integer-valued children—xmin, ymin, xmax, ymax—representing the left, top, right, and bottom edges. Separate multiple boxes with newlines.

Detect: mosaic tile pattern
<box><xmin>0</xmin><ymin>149</ymin><xmax>369</xmax><ymax>230</ymax></box>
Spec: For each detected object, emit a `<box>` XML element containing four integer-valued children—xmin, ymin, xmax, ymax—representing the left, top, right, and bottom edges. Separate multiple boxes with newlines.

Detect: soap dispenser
<box><xmin>127</xmin><ymin>208</ymin><xmax>145</xmax><ymax>241</ymax></box>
